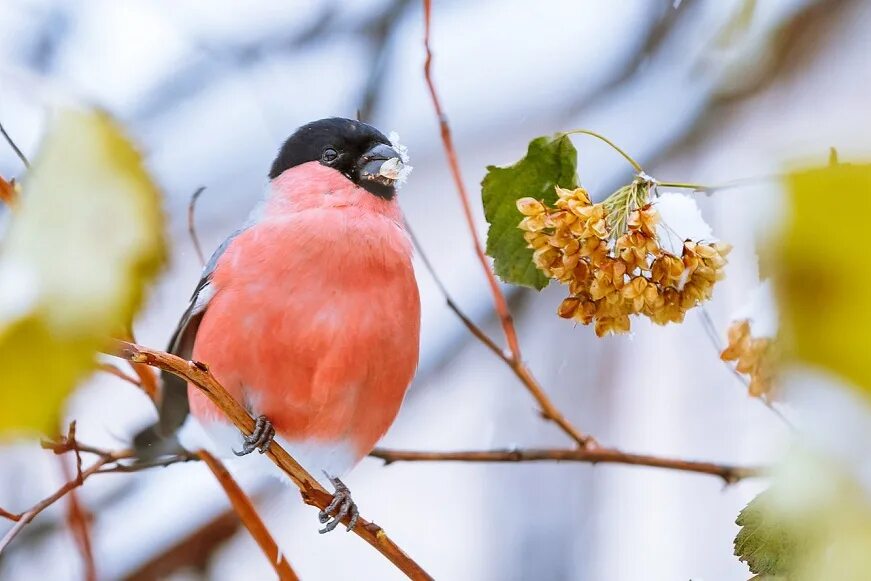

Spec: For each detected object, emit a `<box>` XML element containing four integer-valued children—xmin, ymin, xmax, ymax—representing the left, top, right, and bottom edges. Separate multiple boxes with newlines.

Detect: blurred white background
<box><xmin>1</xmin><ymin>0</ymin><xmax>869</xmax><ymax>579</ymax></box>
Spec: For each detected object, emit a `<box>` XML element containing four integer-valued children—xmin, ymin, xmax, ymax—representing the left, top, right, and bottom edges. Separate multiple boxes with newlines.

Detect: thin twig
<box><xmin>561</xmin><ymin>129</ymin><xmax>644</xmax><ymax>173</ymax></box>
<box><xmin>123</xmin><ymin>508</ymin><xmax>241</xmax><ymax>581</ymax></box>
<box><xmin>421</xmin><ymin>0</ymin><xmax>596</xmax><ymax>449</ymax></box>
<box><xmin>0</xmin><ymin>451</ymin><xmax>127</xmax><ymax>552</ymax></box>
<box><xmin>405</xmin><ymin>223</ymin><xmax>504</xmax><ymax>356</ymax></box>
<box><xmin>421</xmin><ymin>0</ymin><xmax>520</xmax><ymax>359</ymax></box>
<box><xmin>197</xmin><ymin>450</ymin><xmax>299</xmax><ymax>581</ymax></box>
<box><xmin>187</xmin><ymin>186</ymin><xmax>207</xmax><ymax>267</ymax></box>
<box><xmin>0</xmin><ymin>120</ymin><xmax>30</xmax><ymax>168</ymax></box>
<box><xmin>59</xmin><ymin>455</ymin><xmax>97</xmax><ymax>581</ymax></box>
<box><xmin>118</xmin><ymin>329</ymin><xmax>159</xmax><ymax>403</ymax></box>
<box><xmin>97</xmin><ymin>363</ymin><xmax>141</xmax><ymax>387</ymax></box>
<box><xmin>371</xmin><ymin>448</ymin><xmax>762</xmax><ymax>485</ymax></box>
<box><xmin>107</xmin><ymin>339</ymin><xmax>433</xmax><ymax>581</ymax></box>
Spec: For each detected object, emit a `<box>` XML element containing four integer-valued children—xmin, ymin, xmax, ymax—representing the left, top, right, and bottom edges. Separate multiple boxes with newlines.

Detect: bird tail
<box><xmin>133</xmin><ymin>369</ymin><xmax>191</xmax><ymax>460</ymax></box>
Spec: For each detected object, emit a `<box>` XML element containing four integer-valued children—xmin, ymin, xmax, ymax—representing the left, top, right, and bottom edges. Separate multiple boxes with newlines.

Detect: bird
<box><xmin>135</xmin><ymin>117</ymin><xmax>420</xmax><ymax>533</ymax></box>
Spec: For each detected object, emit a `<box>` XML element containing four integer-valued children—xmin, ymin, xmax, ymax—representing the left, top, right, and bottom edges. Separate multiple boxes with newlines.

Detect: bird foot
<box><xmin>318</xmin><ymin>475</ymin><xmax>359</xmax><ymax>534</ymax></box>
<box><xmin>233</xmin><ymin>415</ymin><xmax>275</xmax><ymax>456</ymax></box>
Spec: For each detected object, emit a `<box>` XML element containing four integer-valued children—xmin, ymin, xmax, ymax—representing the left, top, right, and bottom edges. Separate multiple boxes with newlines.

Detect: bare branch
<box><xmin>97</xmin><ymin>363</ymin><xmax>141</xmax><ymax>387</ymax></box>
<box><xmin>420</xmin><ymin>0</ymin><xmax>596</xmax><ymax>449</ymax></box>
<box><xmin>58</xmin><ymin>454</ymin><xmax>97</xmax><ymax>581</ymax></box>
<box><xmin>123</xmin><ymin>509</ymin><xmax>241</xmax><ymax>581</ymax></box>
<box><xmin>0</xmin><ymin>450</ymin><xmax>128</xmax><ymax>552</ymax></box>
<box><xmin>198</xmin><ymin>449</ymin><xmax>299</xmax><ymax>580</ymax></box>
<box><xmin>187</xmin><ymin>186</ymin><xmax>207</xmax><ymax>267</ymax></box>
<box><xmin>371</xmin><ymin>448</ymin><xmax>762</xmax><ymax>485</ymax></box>
<box><xmin>107</xmin><ymin>339</ymin><xmax>433</xmax><ymax>581</ymax></box>
<box><xmin>0</xmin><ymin>120</ymin><xmax>30</xmax><ymax>168</ymax></box>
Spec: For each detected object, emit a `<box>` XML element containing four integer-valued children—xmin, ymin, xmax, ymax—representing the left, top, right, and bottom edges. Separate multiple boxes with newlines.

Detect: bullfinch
<box><xmin>135</xmin><ymin>118</ymin><xmax>420</xmax><ymax>532</ymax></box>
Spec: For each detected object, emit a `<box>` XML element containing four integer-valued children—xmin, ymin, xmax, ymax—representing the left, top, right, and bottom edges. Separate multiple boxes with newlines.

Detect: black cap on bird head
<box><xmin>269</xmin><ymin>117</ymin><xmax>408</xmax><ymax>200</ymax></box>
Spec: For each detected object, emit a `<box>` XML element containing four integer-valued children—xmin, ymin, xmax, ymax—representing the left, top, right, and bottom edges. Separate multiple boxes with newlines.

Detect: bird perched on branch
<box><xmin>135</xmin><ymin>118</ymin><xmax>420</xmax><ymax>533</ymax></box>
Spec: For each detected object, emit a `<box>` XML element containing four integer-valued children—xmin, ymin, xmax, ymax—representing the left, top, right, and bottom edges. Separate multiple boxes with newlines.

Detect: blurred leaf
<box><xmin>776</xmin><ymin>162</ymin><xmax>871</xmax><ymax>393</ymax></box>
<box><xmin>734</xmin><ymin>491</ymin><xmax>796</xmax><ymax>576</ymax></box>
<box><xmin>762</xmin><ymin>449</ymin><xmax>871</xmax><ymax>580</ymax></box>
<box><xmin>482</xmin><ymin>134</ymin><xmax>578</xmax><ymax>289</ymax></box>
<box><xmin>0</xmin><ymin>109</ymin><xmax>165</xmax><ymax>436</ymax></box>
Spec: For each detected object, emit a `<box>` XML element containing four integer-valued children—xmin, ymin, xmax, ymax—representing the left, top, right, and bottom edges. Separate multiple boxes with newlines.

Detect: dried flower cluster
<box><xmin>720</xmin><ymin>319</ymin><xmax>777</xmax><ymax>397</ymax></box>
<box><xmin>517</xmin><ymin>184</ymin><xmax>731</xmax><ymax>336</ymax></box>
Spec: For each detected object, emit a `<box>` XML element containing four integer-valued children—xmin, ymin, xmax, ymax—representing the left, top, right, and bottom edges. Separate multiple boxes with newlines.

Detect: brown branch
<box><xmin>123</xmin><ymin>508</ymin><xmax>240</xmax><ymax>581</ymax></box>
<box><xmin>107</xmin><ymin>339</ymin><xmax>433</xmax><ymax>581</ymax></box>
<box><xmin>129</xmin><ymin>362</ymin><xmax>159</xmax><ymax>402</ymax></box>
<box><xmin>421</xmin><ymin>0</ymin><xmax>520</xmax><ymax>358</ymax></box>
<box><xmin>371</xmin><ymin>448</ymin><xmax>762</xmax><ymax>485</ymax></box>
<box><xmin>0</xmin><ymin>449</ymin><xmax>129</xmax><ymax>552</ymax></box>
<box><xmin>59</xmin><ymin>456</ymin><xmax>98</xmax><ymax>581</ymax></box>
<box><xmin>97</xmin><ymin>362</ymin><xmax>141</xmax><ymax>387</ymax></box>
<box><xmin>187</xmin><ymin>186</ymin><xmax>207</xmax><ymax>267</ymax></box>
<box><xmin>113</xmin><ymin>328</ymin><xmax>160</xmax><ymax>403</ymax></box>
<box><xmin>197</xmin><ymin>450</ymin><xmax>298</xmax><ymax>581</ymax></box>
<box><xmin>420</xmin><ymin>0</ymin><xmax>596</xmax><ymax>449</ymax></box>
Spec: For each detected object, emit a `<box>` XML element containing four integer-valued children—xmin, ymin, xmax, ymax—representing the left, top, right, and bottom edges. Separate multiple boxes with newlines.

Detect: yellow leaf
<box><xmin>775</xmin><ymin>162</ymin><xmax>871</xmax><ymax>393</ymax></box>
<box><xmin>0</xmin><ymin>109</ymin><xmax>165</xmax><ymax>436</ymax></box>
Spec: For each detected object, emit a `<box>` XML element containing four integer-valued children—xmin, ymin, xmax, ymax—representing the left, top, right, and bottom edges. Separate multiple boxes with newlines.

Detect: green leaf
<box><xmin>0</xmin><ymin>109</ymin><xmax>166</xmax><ymax>436</ymax></box>
<box><xmin>775</xmin><ymin>162</ymin><xmax>871</xmax><ymax>393</ymax></box>
<box><xmin>734</xmin><ymin>491</ymin><xmax>795</xmax><ymax>576</ymax></box>
<box><xmin>482</xmin><ymin>134</ymin><xmax>578</xmax><ymax>289</ymax></box>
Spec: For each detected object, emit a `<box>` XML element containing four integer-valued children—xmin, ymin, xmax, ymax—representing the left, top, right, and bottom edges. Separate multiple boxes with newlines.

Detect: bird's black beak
<box><xmin>356</xmin><ymin>143</ymin><xmax>406</xmax><ymax>199</ymax></box>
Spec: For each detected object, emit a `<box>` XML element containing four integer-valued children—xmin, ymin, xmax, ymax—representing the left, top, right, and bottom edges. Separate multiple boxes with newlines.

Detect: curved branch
<box><xmin>107</xmin><ymin>339</ymin><xmax>432</xmax><ymax>581</ymax></box>
<box><xmin>420</xmin><ymin>0</ymin><xmax>596</xmax><ymax>450</ymax></box>
<box><xmin>197</xmin><ymin>449</ymin><xmax>298</xmax><ymax>580</ymax></box>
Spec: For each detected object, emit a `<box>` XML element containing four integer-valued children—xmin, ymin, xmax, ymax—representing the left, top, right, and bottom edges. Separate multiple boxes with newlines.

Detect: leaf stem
<box><xmin>560</xmin><ymin>129</ymin><xmax>643</xmax><ymax>173</ymax></box>
<box><xmin>657</xmin><ymin>181</ymin><xmax>712</xmax><ymax>191</ymax></box>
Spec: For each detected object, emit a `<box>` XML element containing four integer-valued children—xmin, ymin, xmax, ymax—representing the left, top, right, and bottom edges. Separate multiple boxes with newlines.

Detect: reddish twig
<box><xmin>59</xmin><ymin>455</ymin><xmax>98</xmax><ymax>581</ymax></box>
<box><xmin>117</xmin><ymin>329</ymin><xmax>159</xmax><ymax>402</ymax></box>
<box><xmin>371</xmin><ymin>448</ymin><xmax>762</xmax><ymax>485</ymax></box>
<box><xmin>128</xmin><ymin>362</ymin><xmax>159</xmax><ymax>402</ymax></box>
<box><xmin>107</xmin><ymin>339</ymin><xmax>433</xmax><ymax>581</ymax></box>
<box><xmin>97</xmin><ymin>363</ymin><xmax>141</xmax><ymax>388</ymax></box>
<box><xmin>187</xmin><ymin>186</ymin><xmax>207</xmax><ymax>267</ymax></box>
<box><xmin>123</xmin><ymin>509</ymin><xmax>241</xmax><ymax>581</ymax></box>
<box><xmin>0</xmin><ymin>450</ymin><xmax>129</xmax><ymax>552</ymax></box>
<box><xmin>420</xmin><ymin>0</ymin><xmax>596</xmax><ymax>449</ymax></box>
<box><xmin>421</xmin><ymin>0</ymin><xmax>520</xmax><ymax>359</ymax></box>
<box><xmin>197</xmin><ymin>450</ymin><xmax>298</xmax><ymax>580</ymax></box>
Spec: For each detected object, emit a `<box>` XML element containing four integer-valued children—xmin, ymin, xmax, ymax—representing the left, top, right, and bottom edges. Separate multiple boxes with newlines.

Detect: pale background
<box><xmin>1</xmin><ymin>1</ymin><xmax>869</xmax><ymax>579</ymax></box>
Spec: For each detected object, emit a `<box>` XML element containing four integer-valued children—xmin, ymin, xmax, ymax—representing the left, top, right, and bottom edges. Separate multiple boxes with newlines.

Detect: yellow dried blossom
<box><xmin>516</xmin><ymin>182</ymin><xmax>730</xmax><ymax>336</ymax></box>
<box><xmin>516</xmin><ymin>197</ymin><xmax>546</xmax><ymax>216</ymax></box>
<box><xmin>650</xmin><ymin>254</ymin><xmax>684</xmax><ymax>286</ymax></box>
<box><xmin>721</xmin><ymin>319</ymin><xmax>778</xmax><ymax>398</ymax></box>
<box><xmin>627</xmin><ymin>204</ymin><xmax>659</xmax><ymax>237</ymax></box>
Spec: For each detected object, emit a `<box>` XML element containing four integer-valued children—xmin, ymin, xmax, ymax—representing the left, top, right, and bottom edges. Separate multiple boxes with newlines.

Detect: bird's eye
<box><xmin>321</xmin><ymin>148</ymin><xmax>338</xmax><ymax>163</ymax></box>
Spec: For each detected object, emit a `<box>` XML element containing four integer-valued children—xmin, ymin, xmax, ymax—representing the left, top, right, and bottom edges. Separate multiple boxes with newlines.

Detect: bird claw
<box><xmin>233</xmin><ymin>415</ymin><xmax>275</xmax><ymax>456</ymax></box>
<box><xmin>318</xmin><ymin>475</ymin><xmax>359</xmax><ymax>534</ymax></box>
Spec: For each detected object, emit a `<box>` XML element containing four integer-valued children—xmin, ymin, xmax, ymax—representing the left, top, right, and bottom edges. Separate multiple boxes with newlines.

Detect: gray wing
<box><xmin>134</xmin><ymin>231</ymin><xmax>242</xmax><ymax>456</ymax></box>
